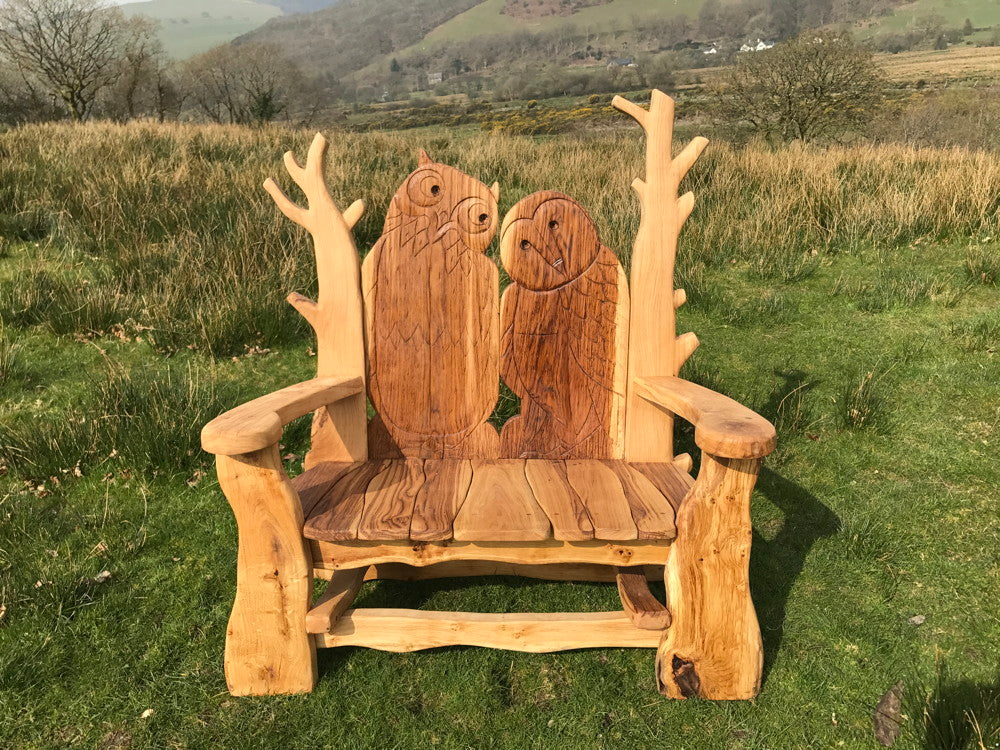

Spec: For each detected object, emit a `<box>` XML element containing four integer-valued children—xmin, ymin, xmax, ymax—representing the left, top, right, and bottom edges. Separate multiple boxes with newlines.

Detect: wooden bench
<box><xmin>202</xmin><ymin>90</ymin><xmax>776</xmax><ymax>700</ymax></box>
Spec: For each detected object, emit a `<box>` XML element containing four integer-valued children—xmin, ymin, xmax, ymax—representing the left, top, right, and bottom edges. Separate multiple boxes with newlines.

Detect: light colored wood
<box><xmin>564</xmin><ymin>459</ymin><xmax>637</xmax><ymax>540</ymax></box>
<box><xmin>305</xmin><ymin>567</ymin><xmax>365</xmax><ymax>634</ymax></box>
<box><xmin>315</xmin><ymin>609</ymin><xmax>661</xmax><ymax>651</ymax></box>
<box><xmin>357</xmin><ymin>459</ymin><xmax>424</xmax><ymax>540</ymax></box>
<box><xmin>613</xmin><ymin>90</ymin><xmax>709</xmax><ymax>462</ymax></box>
<box><xmin>498</xmin><ymin>191</ymin><xmax>628</xmax><ymax>459</ymax></box>
<box><xmin>616</xmin><ymin>567</ymin><xmax>671</xmax><ymax>630</ymax></box>
<box><xmin>635</xmin><ymin>376</ymin><xmax>777</xmax><ymax>459</ymax></box>
<box><xmin>631</xmin><ymin>461</ymin><xmax>695</xmax><ymax>513</ymax></box>
<box><xmin>522</xmin><ymin>460</ymin><xmax>594</xmax><ymax>541</ymax></box>
<box><xmin>311</xmin><ymin>539</ymin><xmax>670</xmax><ymax>570</ymax></box>
<box><xmin>291</xmin><ymin>461</ymin><xmax>357</xmax><ymax>517</ymax></box>
<box><xmin>657</xmin><ymin>454</ymin><xmax>763</xmax><ymax>699</ymax></box>
<box><xmin>360</xmin><ymin>561</ymin><xmax>664</xmax><ymax>583</ymax></box>
<box><xmin>264</xmin><ymin>133</ymin><xmax>368</xmax><ymax>468</ymax></box>
<box><xmin>362</xmin><ymin>150</ymin><xmax>500</xmax><ymax>459</ymax></box>
<box><xmin>452</xmin><ymin>460</ymin><xmax>551</xmax><ymax>541</ymax></box>
<box><xmin>410</xmin><ymin>459</ymin><xmax>473</xmax><ymax>542</ymax></box>
<box><xmin>216</xmin><ymin>446</ymin><xmax>315</xmax><ymax>695</ymax></box>
<box><xmin>672</xmin><ymin>453</ymin><xmax>694</xmax><ymax>474</ymax></box>
<box><xmin>201</xmin><ymin>376</ymin><xmax>363</xmax><ymax>456</ymax></box>
<box><xmin>605</xmin><ymin>461</ymin><xmax>677</xmax><ymax>540</ymax></box>
<box><xmin>303</xmin><ymin>461</ymin><xmax>387</xmax><ymax>541</ymax></box>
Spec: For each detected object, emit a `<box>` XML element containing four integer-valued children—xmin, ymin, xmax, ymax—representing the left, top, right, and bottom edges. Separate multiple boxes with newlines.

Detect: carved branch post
<box><xmin>218</xmin><ymin>445</ymin><xmax>317</xmax><ymax>695</ymax></box>
<box><xmin>613</xmin><ymin>91</ymin><xmax>708</xmax><ymax>463</ymax></box>
<box><xmin>657</xmin><ymin>454</ymin><xmax>763</xmax><ymax>699</ymax></box>
<box><xmin>264</xmin><ymin>134</ymin><xmax>368</xmax><ymax>467</ymax></box>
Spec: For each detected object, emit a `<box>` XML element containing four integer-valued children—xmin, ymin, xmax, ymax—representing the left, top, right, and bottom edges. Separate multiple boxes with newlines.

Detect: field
<box><xmin>877</xmin><ymin>45</ymin><xmax>1000</xmax><ymax>83</ymax></box>
<box><xmin>1</xmin><ymin>122</ymin><xmax>999</xmax><ymax>748</ymax></box>
<box><xmin>120</xmin><ymin>0</ymin><xmax>281</xmax><ymax>58</ymax></box>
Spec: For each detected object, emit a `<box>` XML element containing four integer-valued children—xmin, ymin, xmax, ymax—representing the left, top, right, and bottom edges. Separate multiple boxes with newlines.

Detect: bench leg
<box><xmin>217</xmin><ymin>446</ymin><xmax>317</xmax><ymax>695</ymax></box>
<box><xmin>657</xmin><ymin>454</ymin><xmax>763</xmax><ymax>699</ymax></box>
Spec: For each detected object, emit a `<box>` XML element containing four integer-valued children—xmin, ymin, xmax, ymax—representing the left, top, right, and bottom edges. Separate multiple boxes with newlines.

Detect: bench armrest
<box><xmin>634</xmin><ymin>375</ymin><xmax>776</xmax><ymax>459</ymax></box>
<box><xmin>201</xmin><ymin>375</ymin><xmax>365</xmax><ymax>456</ymax></box>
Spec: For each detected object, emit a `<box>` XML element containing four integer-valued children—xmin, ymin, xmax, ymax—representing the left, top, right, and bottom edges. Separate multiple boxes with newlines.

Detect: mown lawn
<box><xmin>1</xmin><ymin>122</ymin><xmax>998</xmax><ymax>749</ymax></box>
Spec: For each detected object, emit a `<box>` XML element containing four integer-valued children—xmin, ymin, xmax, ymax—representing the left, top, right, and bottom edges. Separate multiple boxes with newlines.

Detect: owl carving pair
<box><xmin>366</xmin><ymin>150</ymin><xmax>626</xmax><ymax>461</ymax></box>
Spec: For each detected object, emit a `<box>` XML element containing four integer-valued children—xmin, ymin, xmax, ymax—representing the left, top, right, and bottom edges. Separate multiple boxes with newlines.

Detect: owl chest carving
<box><xmin>363</xmin><ymin>151</ymin><xmax>501</xmax><ymax>458</ymax></box>
<box><xmin>498</xmin><ymin>191</ymin><xmax>629</xmax><ymax>459</ymax></box>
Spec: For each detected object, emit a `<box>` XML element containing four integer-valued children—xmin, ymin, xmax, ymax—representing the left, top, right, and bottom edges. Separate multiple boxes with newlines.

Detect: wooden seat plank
<box><xmin>357</xmin><ymin>459</ymin><xmax>425</xmax><ymax>541</ymax></box>
<box><xmin>453</xmin><ymin>460</ymin><xmax>551</xmax><ymax>541</ymax></box>
<box><xmin>606</xmin><ymin>461</ymin><xmax>677</xmax><ymax>540</ymax></box>
<box><xmin>564</xmin><ymin>459</ymin><xmax>638</xmax><ymax>540</ymax></box>
<box><xmin>291</xmin><ymin>461</ymin><xmax>358</xmax><ymax>517</ymax></box>
<box><xmin>410</xmin><ymin>459</ymin><xmax>474</xmax><ymax>541</ymax></box>
<box><xmin>523</xmin><ymin>460</ymin><xmax>594</xmax><ymax>541</ymax></box>
<box><xmin>304</xmin><ymin>461</ymin><xmax>387</xmax><ymax>541</ymax></box>
<box><xmin>630</xmin><ymin>462</ymin><xmax>694</xmax><ymax>513</ymax></box>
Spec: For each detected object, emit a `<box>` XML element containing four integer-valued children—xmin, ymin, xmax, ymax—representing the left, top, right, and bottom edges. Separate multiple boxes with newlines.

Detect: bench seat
<box><xmin>297</xmin><ymin>459</ymin><xmax>691</xmax><ymax>544</ymax></box>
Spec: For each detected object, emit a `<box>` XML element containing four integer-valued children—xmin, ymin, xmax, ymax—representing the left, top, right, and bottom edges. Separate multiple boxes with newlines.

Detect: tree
<box><xmin>0</xmin><ymin>0</ymin><xmax>153</xmax><ymax>121</ymax></box>
<box><xmin>962</xmin><ymin>18</ymin><xmax>974</xmax><ymax>36</ymax></box>
<box><xmin>716</xmin><ymin>32</ymin><xmax>886</xmax><ymax>143</ymax></box>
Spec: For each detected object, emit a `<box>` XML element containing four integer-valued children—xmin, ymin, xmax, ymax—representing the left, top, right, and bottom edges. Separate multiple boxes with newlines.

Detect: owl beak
<box><xmin>432</xmin><ymin>220</ymin><xmax>456</xmax><ymax>241</ymax></box>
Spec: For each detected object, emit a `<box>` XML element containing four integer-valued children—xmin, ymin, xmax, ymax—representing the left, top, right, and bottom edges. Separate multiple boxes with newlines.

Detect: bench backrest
<box><xmin>361</xmin><ymin>156</ymin><xmax>628</xmax><ymax>460</ymax></box>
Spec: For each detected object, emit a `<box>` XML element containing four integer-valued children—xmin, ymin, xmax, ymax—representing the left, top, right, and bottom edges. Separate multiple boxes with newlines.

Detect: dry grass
<box><xmin>876</xmin><ymin>46</ymin><xmax>1000</xmax><ymax>83</ymax></box>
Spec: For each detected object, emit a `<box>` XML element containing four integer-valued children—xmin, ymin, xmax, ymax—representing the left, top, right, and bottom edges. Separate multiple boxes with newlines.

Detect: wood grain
<box><xmin>657</xmin><ymin>454</ymin><xmax>763</xmax><ymax>699</ymax></box>
<box><xmin>616</xmin><ymin>567</ymin><xmax>671</xmax><ymax>630</ymax></box>
<box><xmin>263</xmin><ymin>133</ymin><xmax>368</xmax><ymax>468</ymax></box>
<box><xmin>498</xmin><ymin>191</ymin><xmax>628</xmax><ymax>459</ymax></box>
<box><xmin>605</xmin><ymin>461</ymin><xmax>677</xmax><ymax>540</ymax></box>
<box><xmin>201</xmin><ymin>376</ymin><xmax>363</xmax><ymax>456</ymax></box>
<box><xmin>303</xmin><ymin>461</ymin><xmax>386</xmax><ymax>541</ymax></box>
<box><xmin>216</xmin><ymin>446</ymin><xmax>316</xmax><ymax>695</ymax></box>
<box><xmin>291</xmin><ymin>461</ymin><xmax>358</xmax><ymax>518</ymax></box>
<box><xmin>613</xmin><ymin>90</ymin><xmax>709</xmax><ymax>462</ymax></box>
<box><xmin>363</xmin><ymin>151</ymin><xmax>501</xmax><ymax>459</ymax></box>
<box><xmin>357</xmin><ymin>459</ymin><xmax>424</xmax><ymax>541</ymax></box>
<box><xmin>316</xmin><ymin>610</ymin><xmax>660</xmax><ymax>651</ymax></box>
<box><xmin>305</xmin><ymin>567</ymin><xmax>365</xmax><ymax>634</ymax></box>
<box><xmin>522</xmin><ymin>459</ymin><xmax>594</xmax><ymax>541</ymax></box>
<box><xmin>631</xmin><ymin>461</ymin><xmax>694</xmax><ymax>513</ymax></box>
<box><xmin>362</xmin><ymin>562</ymin><xmax>663</xmax><ymax>583</ymax></box>
<box><xmin>635</xmin><ymin>376</ymin><xmax>777</xmax><ymax>459</ymax></box>
<box><xmin>564</xmin><ymin>459</ymin><xmax>637</xmax><ymax>540</ymax></box>
<box><xmin>311</xmin><ymin>539</ymin><xmax>669</xmax><ymax>570</ymax></box>
<box><xmin>452</xmin><ymin>460</ymin><xmax>551</xmax><ymax>541</ymax></box>
<box><xmin>410</xmin><ymin>459</ymin><xmax>473</xmax><ymax>541</ymax></box>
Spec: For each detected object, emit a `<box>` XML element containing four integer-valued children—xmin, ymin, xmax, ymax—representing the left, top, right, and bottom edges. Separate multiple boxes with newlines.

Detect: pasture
<box><xmin>0</xmin><ymin>122</ymin><xmax>998</xmax><ymax>748</ymax></box>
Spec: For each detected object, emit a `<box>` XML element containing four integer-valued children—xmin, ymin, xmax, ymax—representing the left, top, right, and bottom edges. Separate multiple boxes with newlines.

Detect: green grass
<box><xmin>1</xmin><ymin>122</ymin><xmax>999</xmax><ymax>748</ymax></box>
<box><xmin>120</xmin><ymin>0</ymin><xmax>281</xmax><ymax>59</ymax></box>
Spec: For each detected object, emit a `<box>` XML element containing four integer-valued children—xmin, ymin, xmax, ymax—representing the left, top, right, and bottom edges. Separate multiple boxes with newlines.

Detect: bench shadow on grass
<box><xmin>751</xmin><ymin>467</ymin><xmax>841</xmax><ymax>686</ymax></box>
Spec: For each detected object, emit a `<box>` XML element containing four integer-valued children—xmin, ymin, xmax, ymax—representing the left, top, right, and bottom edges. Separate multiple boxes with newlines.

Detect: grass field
<box><xmin>1</xmin><ymin>122</ymin><xmax>999</xmax><ymax>748</ymax></box>
<box><xmin>120</xmin><ymin>0</ymin><xmax>281</xmax><ymax>58</ymax></box>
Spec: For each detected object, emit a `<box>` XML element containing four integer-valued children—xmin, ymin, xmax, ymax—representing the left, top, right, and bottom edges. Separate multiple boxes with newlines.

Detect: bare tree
<box><xmin>716</xmin><ymin>32</ymin><xmax>886</xmax><ymax>143</ymax></box>
<box><xmin>0</xmin><ymin>0</ymin><xmax>152</xmax><ymax>121</ymax></box>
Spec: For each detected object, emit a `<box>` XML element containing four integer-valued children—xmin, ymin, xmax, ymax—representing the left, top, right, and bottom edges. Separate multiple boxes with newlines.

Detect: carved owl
<box><xmin>363</xmin><ymin>149</ymin><xmax>502</xmax><ymax>459</ymax></box>
<box><xmin>499</xmin><ymin>190</ymin><xmax>628</xmax><ymax>459</ymax></box>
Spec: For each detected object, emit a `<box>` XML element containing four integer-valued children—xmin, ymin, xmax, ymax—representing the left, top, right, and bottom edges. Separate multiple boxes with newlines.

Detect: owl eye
<box><xmin>406</xmin><ymin>168</ymin><xmax>445</xmax><ymax>207</ymax></box>
<box><xmin>431</xmin><ymin>185</ymin><xmax>441</xmax><ymax>195</ymax></box>
<box><xmin>520</xmin><ymin>239</ymin><xmax>531</xmax><ymax>251</ymax></box>
<box><xmin>455</xmin><ymin>197</ymin><xmax>494</xmax><ymax>235</ymax></box>
<box><xmin>548</xmin><ymin>220</ymin><xmax>559</xmax><ymax>230</ymax></box>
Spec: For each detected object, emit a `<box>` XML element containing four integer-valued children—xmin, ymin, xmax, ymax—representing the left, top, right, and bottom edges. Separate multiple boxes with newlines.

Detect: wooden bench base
<box><xmin>314</xmin><ymin>610</ymin><xmax>662</xmax><ymax>652</ymax></box>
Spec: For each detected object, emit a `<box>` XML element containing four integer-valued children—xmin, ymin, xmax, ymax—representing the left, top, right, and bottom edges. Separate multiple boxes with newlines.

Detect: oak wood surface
<box><xmin>605</xmin><ymin>461</ymin><xmax>678</xmax><ymax>540</ymax></box>
<box><xmin>360</xmin><ymin>561</ymin><xmax>663</xmax><ymax>583</ymax></box>
<box><xmin>452</xmin><ymin>460</ymin><xmax>551</xmax><ymax>541</ymax></box>
<box><xmin>410</xmin><ymin>459</ymin><xmax>474</xmax><ymax>542</ymax></box>
<box><xmin>498</xmin><ymin>191</ymin><xmax>628</xmax><ymax>459</ymax></box>
<box><xmin>315</xmin><ymin>610</ymin><xmax>661</xmax><ymax>651</ymax></box>
<box><xmin>522</xmin><ymin>460</ymin><xmax>594</xmax><ymax>541</ymax></box>
<box><xmin>305</xmin><ymin>567</ymin><xmax>365</xmax><ymax>634</ymax></box>
<box><xmin>201</xmin><ymin>376</ymin><xmax>363</xmax><ymax>456</ymax></box>
<box><xmin>357</xmin><ymin>459</ymin><xmax>424</xmax><ymax>540</ymax></box>
<box><xmin>615</xmin><ymin>567</ymin><xmax>672</xmax><ymax>630</ymax></box>
<box><xmin>216</xmin><ymin>446</ymin><xmax>316</xmax><ymax>695</ymax></box>
<box><xmin>564</xmin><ymin>460</ymin><xmax>637</xmax><ymax>540</ymax></box>
<box><xmin>290</xmin><ymin>461</ymin><xmax>357</xmax><ymax>518</ymax></box>
<box><xmin>657</xmin><ymin>455</ymin><xmax>763</xmax><ymax>699</ymax></box>
<box><xmin>363</xmin><ymin>150</ymin><xmax>501</xmax><ymax>459</ymax></box>
<box><xmin>613</xmin><ymin>90</ymin><xmax>708</xmax><ymax>462</ymax></box>
<box><xmin>311</xmin><ymin>539</ymin><xmax>670</xmax><ymax>570</ymax></box>
<box><xmin>304</xmin><ymin>461</ymin><xmax>387</xmax><ymax>541</ymax></box>
<box><xmin>264</xmin><ymin>134</ymin><xmax>368</xmax><ymax>467</ymax></box>
<box><xmin>635</xmin><ymin>376</ymin><xmax>777</xmax><ymax>459</ymax></box>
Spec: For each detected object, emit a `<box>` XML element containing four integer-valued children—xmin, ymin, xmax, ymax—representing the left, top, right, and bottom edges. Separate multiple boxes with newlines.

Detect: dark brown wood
<box><xmin>410</xmin><ymin>459</ymin><xmax>473</xmax><ymax>541</ymax></box>
<box><xmin>631</xmin><ymin>461</ymin><xmax>694</xmax><ymax>513</ymax></box>
<box><xmin>363</xmin><ymin>151</ymin><xmax>501</xmax><ymax>460</ymax></box>
<box><xmin>304</xmin><ymin>461</ymin><xmax>387</xmax><ymax>541</ymax></box>
<box><xmin>615</xmin><ymin>567</ymin><xmax>671</xmax><ymax>630</ymax></box>
<box><xmin>498</xmin><ymin>191</ymin><xmax>628</xmax><ymax>460</ymax></box>
<box><xmin>606</xmin><ymin>461</ymin><xmax>678</xmax><ymax>540</ymax></box>
<box><xmin>357</xmin><ymin>459</ymin><xmax>424</xmax><ymax>541</ymax></box>
<box><xmin>291</xmin><ymin>461</ymin><xmax>357</xmax><ymax>517</ymax></box>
